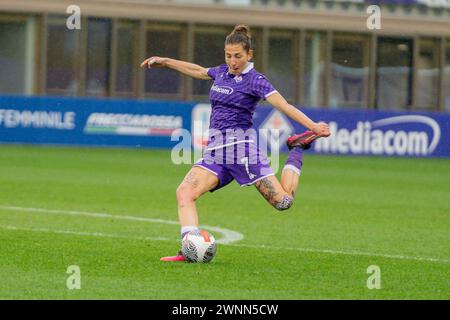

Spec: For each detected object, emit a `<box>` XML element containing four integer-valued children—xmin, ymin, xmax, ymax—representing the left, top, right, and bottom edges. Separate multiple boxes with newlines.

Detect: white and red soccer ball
<box><xmin>181</xmin><ymin>230</ymin><xmax>217</xmax><ymax>263</ymax></box>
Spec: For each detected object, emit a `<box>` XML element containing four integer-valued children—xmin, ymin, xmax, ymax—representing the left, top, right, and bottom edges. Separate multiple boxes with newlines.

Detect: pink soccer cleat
<box><xmin>160</xmin><ymin>251</ymin><xmax>186</xmax><ymax>262</ymax></box>
<box><xmin>286</xmin><ymin>131</ymin><xmax>320</xmax><ymax>150</ymax></box>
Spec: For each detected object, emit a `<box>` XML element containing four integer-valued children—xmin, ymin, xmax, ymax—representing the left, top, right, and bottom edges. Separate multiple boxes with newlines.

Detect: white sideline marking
<box><xmin>1</xmin><ymin>224</ymin><xmax>448</xmax><ymax>264</ymax></box>
<box><xmin>1</xmin><ymin>225</ymin><xmax>172</xmax><ymax>242</ymax></box>
<box><xmin>1</xmin><ymin>206</ymin><xmax>449</xmax><ymax>264</ymax></box>
<box><xmin>229</xmin><ymin>243</ymin><xmax>450</xmax><ymax>264</ymax></box>
<box><xmin>0</xmin><ymin>205</ymin><xmax>244</xmax><ymax>245</ymax></box>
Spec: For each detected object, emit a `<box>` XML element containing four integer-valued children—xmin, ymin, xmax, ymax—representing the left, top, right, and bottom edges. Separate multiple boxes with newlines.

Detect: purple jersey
<box><xmin>194</xmin><ymin>62</ymin><xmax>277</xmax><ymax>191</ymax></box>
<box><xmin>207</xmin><ymin>63</ymin><xmax>277</xmax><ymax>132</ymax></box>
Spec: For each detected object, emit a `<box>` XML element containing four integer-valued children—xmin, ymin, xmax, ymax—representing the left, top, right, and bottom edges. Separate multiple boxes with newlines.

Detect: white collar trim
<box><xmin>242</xmin><ymin>62</ymin><xmax>254</xmax><ymax>74</ymax></box>
<box><xmin>228</xmin><ymin>62</ymin><xmax>254</xmax><ymax>76</ymax></box>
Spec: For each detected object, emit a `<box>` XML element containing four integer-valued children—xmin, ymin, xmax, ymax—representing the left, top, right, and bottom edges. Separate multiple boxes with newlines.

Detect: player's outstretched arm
<box><xmin>140</xmin><ymin>56</ymin><xmax>211</xmax><ymax>80</ymax></box>
<box><xmin>266</xmin><ymin>92</ymin><xmax>330</xmax><ymax>137</ymax></box>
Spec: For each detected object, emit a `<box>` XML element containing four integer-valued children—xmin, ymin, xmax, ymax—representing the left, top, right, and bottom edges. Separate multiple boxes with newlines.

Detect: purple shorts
<box><xmin>194</xmin><ymin>139</ymin><xmax>274</xmax><ymax>192</ymax></box>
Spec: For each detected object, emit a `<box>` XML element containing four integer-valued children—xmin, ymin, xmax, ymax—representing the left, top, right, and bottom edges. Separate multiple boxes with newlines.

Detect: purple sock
<box><xmin>283</xmin><ymin>147</ymin><xmax>303</xmax><ymax>175</ymax></box>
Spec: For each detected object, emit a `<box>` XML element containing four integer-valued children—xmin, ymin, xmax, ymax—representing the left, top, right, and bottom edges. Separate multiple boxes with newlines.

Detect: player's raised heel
<box><xmin>286</xmin><ymin>131</ymin><xmax>320</xmax><ymax>150</ymax></box>
<box><xmin>160</xmin><ymin>251</ymin><xmax>186</xmax><ymax>262</ymax></box>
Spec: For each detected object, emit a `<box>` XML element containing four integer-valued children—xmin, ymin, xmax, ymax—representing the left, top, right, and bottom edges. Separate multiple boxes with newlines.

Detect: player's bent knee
<box><xmin>274</xmin><ymin>195</ymin><xmax>293</xmax><ymax>211</ymax></box>
<box><xmin>176</xmin><ymin>184</ymin><xmax>199</xmax><ymax>203</ymax></box>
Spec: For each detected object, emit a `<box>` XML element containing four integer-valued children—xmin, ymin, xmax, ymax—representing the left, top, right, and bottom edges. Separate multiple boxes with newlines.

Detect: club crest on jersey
<box><xmin>234</xmin><ymin>75</ymin><xmax>242</xmax><ymax>83</ymax></box>
<box><xmin>211</xmin><ymin>85</ymin><xmax>234</xmax><ymax>95</ymax></box>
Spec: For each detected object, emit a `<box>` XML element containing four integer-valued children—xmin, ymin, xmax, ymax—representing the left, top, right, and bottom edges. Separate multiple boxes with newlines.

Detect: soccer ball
<box><xmin>181</xmin><ymin>229</ymin><xmax>217</xmax><ymax>263</ymax></box>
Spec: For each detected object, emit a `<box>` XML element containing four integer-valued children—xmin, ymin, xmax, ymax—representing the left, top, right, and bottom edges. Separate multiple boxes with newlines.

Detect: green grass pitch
<box><xmin>0</xmin><ymin>144</ymin><xmax>448</xmax><ymax>299</ymax></box>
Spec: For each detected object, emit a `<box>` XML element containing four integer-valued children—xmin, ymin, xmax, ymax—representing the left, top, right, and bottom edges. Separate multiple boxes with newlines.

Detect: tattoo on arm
<box><xmin>255</xmin><ymin>178</ymin><xmax>279</xmax><ymax>206</ymax></box>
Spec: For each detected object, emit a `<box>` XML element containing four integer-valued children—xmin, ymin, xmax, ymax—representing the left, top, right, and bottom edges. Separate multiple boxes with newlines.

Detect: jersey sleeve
<box><xmin>251</xmin><ymin>74</ymin><xmax>278</xmax><ymax>100</ymax></box>
<box><xmin>207</xmin><ymin>65</ymin><xmax>224</xmax><ymax>80</ymax></box>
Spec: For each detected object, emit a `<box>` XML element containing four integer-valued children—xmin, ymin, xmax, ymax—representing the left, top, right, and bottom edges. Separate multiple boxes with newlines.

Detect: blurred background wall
<box><xmin>0</xmin><ymin>0</ymin><xmax>449</xmax><ymax>112</ymax></box>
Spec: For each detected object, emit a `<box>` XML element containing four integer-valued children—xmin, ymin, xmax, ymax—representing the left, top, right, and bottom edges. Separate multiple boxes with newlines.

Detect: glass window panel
<box><xmin>0</xmin><ymin>20</ymin><xmax>26</xmax><ymax>94</ymax></box>
<box><xmin>193</xmin><ymin>29</ymin><xmax>227</xmax><ymax>96</ymax></box>
<box><xmin>330</xmin><ymin>33</ymin><xmax>370</xmax><ymax>109</ymax></box>
<box><xmin>443</xmin><ymin>40</ymin><xmax>450</xmax><ymax>112</ymax></box>
<box><xmin>416</xmin><ymin>38</ymin><xmax>440</xmax><ymax>110</ymax></box>
<box><xmin>145</xmin><ymin>28</ymin><xmax>182</xmax><ymax>95</ymax></box>
<box><xmin>376</xmin><ymin>37</ymin><xmax>413</xmax><ymax>110</ymax></box>
<box><xmin>303</xmin><ymin>31</ymin><xmax>326</xmax><ymax>107</ymax></box>
<box><xmin>116</xmin><ymin>25</ymin><xmax>137</xmax><ymax>93</ymax></box>
<box><xmin>86</xmin><ymin>18</ymin><xmax>111</xmax><ymax>97</ymax></box>
<box><xmin>46</xmin><ymin>18</ymin><xmax>79</xmax><ymax>94</ymax></box>
<box><xmin>268</xmin><ymin>31</ymin><xmax>295</xmax><ymax>101</ymax></box>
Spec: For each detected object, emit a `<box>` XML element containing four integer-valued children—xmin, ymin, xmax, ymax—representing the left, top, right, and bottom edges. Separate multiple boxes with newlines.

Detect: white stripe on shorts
<box><xmin>240</xmin><ymin>173</ymin><xmax>275</xmax><ymax>187</ymax></box>
<box><xmin>193</xmin><ymin>164</ymin><xmax>219</xmax><ymax>176</ymax></box>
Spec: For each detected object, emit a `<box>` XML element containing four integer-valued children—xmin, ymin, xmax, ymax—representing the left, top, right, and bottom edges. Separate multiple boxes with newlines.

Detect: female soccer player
<box><xmin>141</xmin><ymin>25</ymin><xmax>330</xmax><ymax>261</ymax></box>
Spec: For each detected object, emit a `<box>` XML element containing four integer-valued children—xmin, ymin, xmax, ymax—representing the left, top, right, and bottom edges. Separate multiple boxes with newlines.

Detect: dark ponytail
<box><xmin>225</xmin><ymin>24</ymin><xmax>252</xmax><ymax>52</ymax></box>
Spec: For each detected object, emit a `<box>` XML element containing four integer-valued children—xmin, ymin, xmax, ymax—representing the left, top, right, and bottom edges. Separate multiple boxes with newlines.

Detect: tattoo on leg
<box><xmin>255</xmin><ymin>178</ymin><xmax>279</xmax><ymax>206</ymax></box>
<box><xmin>184</xmin><ymin>171</ymin><xmax>198</xmax><ymax>188</ymax></box>
<box><xmin>275</xmin><ymin>195</ymin><xmax>293</xmax><ymax>211</ymax></box>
